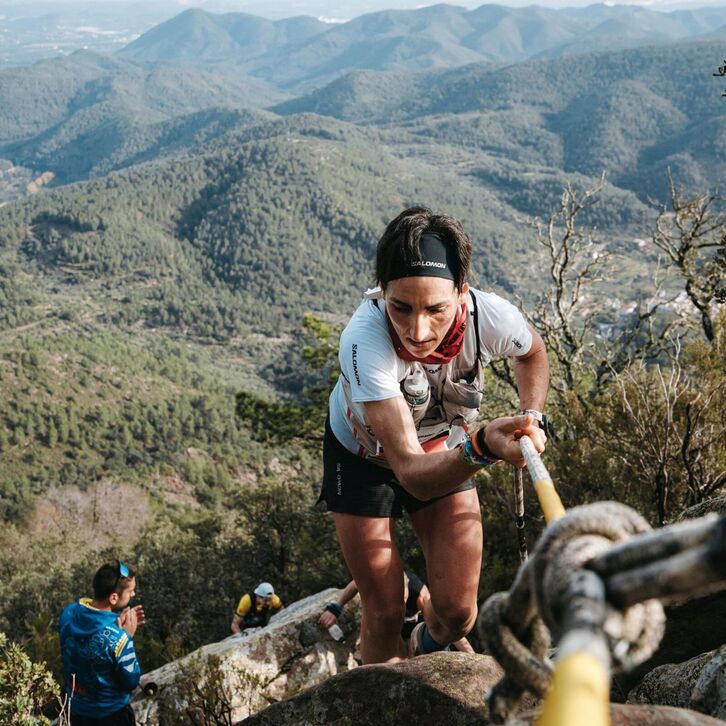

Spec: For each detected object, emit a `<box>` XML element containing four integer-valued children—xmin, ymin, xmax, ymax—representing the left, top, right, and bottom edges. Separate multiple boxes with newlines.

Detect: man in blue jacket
<box><xmin>59</xmin><ymin>560</ymin><xmax>145</xmax><ymax>725</ymax></box>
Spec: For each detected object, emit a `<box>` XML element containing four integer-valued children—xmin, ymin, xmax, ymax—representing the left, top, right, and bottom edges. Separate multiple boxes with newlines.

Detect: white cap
<box><xmin>254</xmin><ymin>582</ymin><xmax>275</xmax><ymax>598</ymax></box>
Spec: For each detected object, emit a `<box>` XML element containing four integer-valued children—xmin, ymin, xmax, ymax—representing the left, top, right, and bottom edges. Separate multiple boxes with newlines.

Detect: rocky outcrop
<box><xmin>691</xmin><ymin>646</ymin><xmax>726</xmax><ymax>720</ymax></box>
<box><xmin>129</xmin><ymin>580</ymin><xmax>726</xmax><ymax>726</ymax></box>
<box><xmin>238</xmin><ymin>652</ymin><xmax>525</xmax><ymax>725</ymax></box>
<box><xmin>238</xmin><ymin>650</ymin><xmax>723</xmax><ymax>726</ymax></box>
<box><xmin>131</xmin><ymin>497</ymin><xmax>726</xmax><ymax>724</ymax></box>
<box><xmin>628</xmin><ymin>646</ymin><xmax>726</xmax><ymax>721</ymax></box>
<box><xmin>679</xmin><ymin>496</ymin><xmax>726</xmax><ymax>520</ymax></box>
<box><xmin>132</xmin><ymin>589</ymin><xmax>361</xmax><ymax>724</ymax></box>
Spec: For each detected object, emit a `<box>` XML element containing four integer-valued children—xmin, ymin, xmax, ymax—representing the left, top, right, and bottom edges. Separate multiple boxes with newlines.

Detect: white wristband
<box><xmin>519</xmin><ymin>408</ymin><xmax>543</xmax><ymax>424</ymax></box>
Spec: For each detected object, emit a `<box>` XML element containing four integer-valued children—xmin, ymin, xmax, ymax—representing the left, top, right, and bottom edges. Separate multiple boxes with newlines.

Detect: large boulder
<box><xmin>627</xmin><ymin>646</ymin><xmax>726</xmax><ymax>720</ymax></box>
<box><xmin>679</xmin><ymin>496</ymin><xmax>726</xmax><ymax>520</ymax></box>
<box><xmin>238</xmin><ymin>652</ymin><xmax>519</xmax><ymax>725</ymax></box>
<box><xmin>132</xmin><ymin>589</ymin><xmax>361</xmax><ymax>724</ymax></box>
<box><xmin>238</xmin><ymin>650</ymin><xmax>723</xmax><ymax>726</ymax></box>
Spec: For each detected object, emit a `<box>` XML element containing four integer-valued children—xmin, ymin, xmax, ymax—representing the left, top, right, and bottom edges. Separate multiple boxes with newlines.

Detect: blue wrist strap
<box><xmin>325</xmin><ymin>602</ymin><xmax>343</xmax><ymax>617</ymax></box>
<box><xmin>459</xmin><ymin>438</ymin><xmax>499</xmax><ymax>468</ymax></box>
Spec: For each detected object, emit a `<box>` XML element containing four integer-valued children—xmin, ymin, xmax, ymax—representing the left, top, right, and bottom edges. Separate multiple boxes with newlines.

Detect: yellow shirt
<box><xmin>235</xmin><ymin>593</ymin><xmax>283</xmax><ymax>617</ymax></box>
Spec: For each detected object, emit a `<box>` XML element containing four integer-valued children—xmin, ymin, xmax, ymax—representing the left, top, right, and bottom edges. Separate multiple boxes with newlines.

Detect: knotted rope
<box><xmin>478</xmin><ymin>501</ymin><xmax>667</xmax><ymax>723</ymax></box>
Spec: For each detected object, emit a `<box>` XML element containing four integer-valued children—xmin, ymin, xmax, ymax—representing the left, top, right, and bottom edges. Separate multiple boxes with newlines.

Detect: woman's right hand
<box><xmin>484</xmin><ymin>413</ymin><xmax>544</xmax><ymax>467</ymax></box>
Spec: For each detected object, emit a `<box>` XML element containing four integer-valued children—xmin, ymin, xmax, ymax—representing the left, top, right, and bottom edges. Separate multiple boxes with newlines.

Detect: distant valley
<box><xmin>0</xmin><ymin>1</ymin><xmax>723</xmax><ymax>520</ymax></box>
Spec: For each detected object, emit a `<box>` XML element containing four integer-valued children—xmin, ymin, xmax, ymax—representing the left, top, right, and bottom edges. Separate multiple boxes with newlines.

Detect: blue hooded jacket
<box><xmin>59</xmin><ymin>598</ymin><xmax>141</xmax><ymax>717</ymax></box>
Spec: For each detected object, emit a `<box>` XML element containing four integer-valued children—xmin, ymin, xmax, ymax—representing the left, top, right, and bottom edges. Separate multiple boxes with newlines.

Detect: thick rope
<box><xmin>480</xmin><ymin>591</ymin><xmax>552</xmax><ymax>724</ymax></box>
<box><xmin>478</xmin><ymin>501</ymin><xmax>667</xmax><ymax>723</ymax></box>
<box><xmin>532</xmin><ymin>502</ymin><xmax>666</xmax><ymax>669</ymax></box>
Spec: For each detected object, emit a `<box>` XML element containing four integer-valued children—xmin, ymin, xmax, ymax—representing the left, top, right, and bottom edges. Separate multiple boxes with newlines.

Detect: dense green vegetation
<box><xmin>277</xmin><ymin>40</ymin><xmax>725</xmax><ymax>203</ymax></box>
<box><xmin>0</xmin><ymin>331</ymin><xmax>268</xmax><ymax>521</ymax></box>
<box><xmin>0</xmin><ymin>108</ymin><xmax>661</xmax><ymax>355</ymax></box>
<box><xmin>0</xmin><ymin>631</ymin><xmax>59</xmax><ymax>725</ymax></box>
<box><xmin>0</xmin><ymin>52</ymin><xmax>282</xmax><ymax>184</ymax></box>
<box><xmin>1</xmin><ymin>39</ymin><xmax>721</xmax><ymax>208</ymax></box>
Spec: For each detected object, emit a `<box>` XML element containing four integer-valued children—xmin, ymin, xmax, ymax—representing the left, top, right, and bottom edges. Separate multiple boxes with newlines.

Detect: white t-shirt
<box><xmin>329</xmin><ymin>287</ymin><xmax>532</xmax><ymax>457</ymax></box>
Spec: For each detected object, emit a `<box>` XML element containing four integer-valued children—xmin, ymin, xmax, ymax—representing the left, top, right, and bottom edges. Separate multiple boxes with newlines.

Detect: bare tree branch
<box><xmin>650</xmin><ymin>170</ymin><xmax>726</xmax><ymax>342</ymax></box>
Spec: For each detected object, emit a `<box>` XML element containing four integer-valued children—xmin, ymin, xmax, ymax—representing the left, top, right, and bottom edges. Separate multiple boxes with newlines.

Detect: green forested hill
<box><xmin>2</xmin><ymin>39</ymin><xmax>722</xmax><ymax>202</ymax></box>
<box><xmin>275</xmin><ymin>40</ymin><xmax>723</xmax><ymax>122</ymax></box>
<box><xmin>0</xmin><ymin>51</ymin><xmax>284</xmax><ymax>142</ymax></box>
<box><xmin>5</xmin><ymin>106</ymin><xmax>275</xmax><ymax>185</ymax></box>
<box><xmin>275</xmin><ymin>40</ymin><xmax>726</xmax><ymax>201</ymax></box>
<box><xmin>0</xmin><ymin>111</ymin><xmax>650</xmax><ymax>340</ymax></box>
<box><xmin>0</xmin><ymin>52</ymin><xmax>285</xmax><ymax>184</ymax></box>
<box><xmin>118</xmin><ymin>8</ymin><xmax>328</xmax><ymax>65</ymax></box>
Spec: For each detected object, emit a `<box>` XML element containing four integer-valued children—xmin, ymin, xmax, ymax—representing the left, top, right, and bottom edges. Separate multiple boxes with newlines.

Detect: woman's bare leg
<box><xmin>409</xmin><ymin>488</ymin><xmax>482</xmax><ymax>647</ymax></box>
<box><xmin>333</xmin><ymin>512</ymin><xmax>407</xmax><ymax>664</ymax></box>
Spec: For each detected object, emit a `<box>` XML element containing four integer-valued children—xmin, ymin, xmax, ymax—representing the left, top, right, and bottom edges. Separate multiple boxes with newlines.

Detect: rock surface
<box><xmin>238</xmin><ymin>652</ymin><xmax>519</xmax><ymax>725</ymax></box>
<box><xmin>628</xmin><ymin>646</ymin><xmax>726</xmax><ymax>721</ymax></box>
<box><xmin>239</xmin><ymin>650</ymin><xmax>723</xmax><ymax>726</ymax></box>
<box><xmin>132</xmin><ymin>589</ymin><xmax>361</xmax><ymax>724</ymax></box>
<box><xmin>679</xmin><ymin>496</ymin><xmax>726</xmax><ymax>520</ymax></box>
<box><xmin>519</xmin><ymin>705</ymin><xmax>724</xmax><ymax>725</ymax></box>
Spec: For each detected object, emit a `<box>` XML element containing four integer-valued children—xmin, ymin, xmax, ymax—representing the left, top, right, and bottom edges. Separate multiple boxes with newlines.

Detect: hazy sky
<box><xmin>1</xmin><ymin>0</ymin><xmax>724</xmax><ymax>20</ymax></box>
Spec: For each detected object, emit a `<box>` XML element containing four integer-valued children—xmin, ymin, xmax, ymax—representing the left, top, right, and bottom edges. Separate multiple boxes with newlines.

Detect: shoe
<box><xmin>408</xmin><ymin>622</ymin><xmax>453</xmax><ymax>658</ymax></box>
<box><xmin>408</xmin><ymin>621</ymin><xmax>426</xmax><ymax>657</ymax></box>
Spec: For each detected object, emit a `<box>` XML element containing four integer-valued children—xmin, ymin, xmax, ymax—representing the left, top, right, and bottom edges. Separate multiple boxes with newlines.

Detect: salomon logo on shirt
<box><xmin>351</xmin><ymin>344</ymin><xmax>361</xmax><ymax>386</ymax></box>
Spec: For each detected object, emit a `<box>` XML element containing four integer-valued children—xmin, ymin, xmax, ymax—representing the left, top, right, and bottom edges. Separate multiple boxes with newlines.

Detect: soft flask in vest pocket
<box><xmin>442</xmin><ymin>357</ymin><xmax>484</xmax><ymax>428</ymax></box>
<box><xmin>401</xmin><ymin>365</ymin><xmax>430</xmax><ymax>426</ymax></box>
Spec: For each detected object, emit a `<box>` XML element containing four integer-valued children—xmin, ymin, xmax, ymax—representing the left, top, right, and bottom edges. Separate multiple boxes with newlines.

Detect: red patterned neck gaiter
<box><xmin>386</xmin><ymin>303</ymin><xmax>467</xmax><ymax>364</ymax></box>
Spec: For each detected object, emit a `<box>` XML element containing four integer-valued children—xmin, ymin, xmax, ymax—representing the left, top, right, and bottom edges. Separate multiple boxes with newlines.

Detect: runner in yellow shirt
<box><xmin>230</xmin><ymin>582</ymin><xmax>283</xmax><ymax>633</ymax></box>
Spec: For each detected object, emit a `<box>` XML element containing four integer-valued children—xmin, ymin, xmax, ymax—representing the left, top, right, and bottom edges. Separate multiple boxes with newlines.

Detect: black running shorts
<box><xmin>319</xmin><ymin>417</ymin><xmax>476</xmax><ymax>518</ymax></box>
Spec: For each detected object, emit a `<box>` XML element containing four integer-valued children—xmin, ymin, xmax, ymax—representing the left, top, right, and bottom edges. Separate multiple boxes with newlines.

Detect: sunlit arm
<box><xmin>364</xmin><ymin>397</ymin><xmax>542</xmax><ymax>500</ymax></box>
<box><xmin>513</xmin><ymin>325</ymin><xmax>549</xmax><ymax>449</ymax></box>
<box><xmin>513</xmin><ymin>325</ymin><xmax>549</xmax><ymax>411</ymax></box>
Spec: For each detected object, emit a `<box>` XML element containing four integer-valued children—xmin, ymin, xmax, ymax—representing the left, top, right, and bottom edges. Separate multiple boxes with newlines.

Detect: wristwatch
<box><xmin>520</xmin><ymin>409</ymin><xmax>547</xmax><ymax>430</ymax></box>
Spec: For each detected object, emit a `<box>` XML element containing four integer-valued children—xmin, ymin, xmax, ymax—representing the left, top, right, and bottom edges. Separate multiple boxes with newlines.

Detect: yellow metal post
<box><xmin>519</xmin><ymin>435</ymin><xmax>566</xmax><ymax>523</ymax></box>
<box><xmin>536</xmin><ymin>652</ymin><xmax>610</xmax><ymax>726</ymax></box>
<box><xmin>517</xmin><ymin>437</ymin><xmax>610</xmax><ymax>726</ymax></box>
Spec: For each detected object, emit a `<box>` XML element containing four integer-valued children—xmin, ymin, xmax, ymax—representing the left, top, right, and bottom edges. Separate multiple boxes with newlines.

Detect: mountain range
<box><xmin>1</xmin><ymin>36</ymin><xmax>722</xmax><ymax>202</ymax></box>
<box><xmin>275</xmin><ymin>40</ymin><xmax>725</xmax><ymax>196</ymax></box>
<box><xmin>118</xmin><ymin>4</ymin><xmax>726</xmax><ymax>91</ymax></box>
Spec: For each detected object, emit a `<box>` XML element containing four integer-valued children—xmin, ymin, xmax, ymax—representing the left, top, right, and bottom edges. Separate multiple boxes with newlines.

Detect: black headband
<box><xmin>387</xmin><ymin>233</ymin><xmax>456</xmax><ymax>282</ymax></box>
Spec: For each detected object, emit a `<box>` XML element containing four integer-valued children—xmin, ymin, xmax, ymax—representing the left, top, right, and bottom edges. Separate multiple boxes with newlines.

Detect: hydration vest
<box><xmin>341</xmin><ymin>288</ymin><xmax>484</xmax><ymax>462</ymax></box>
